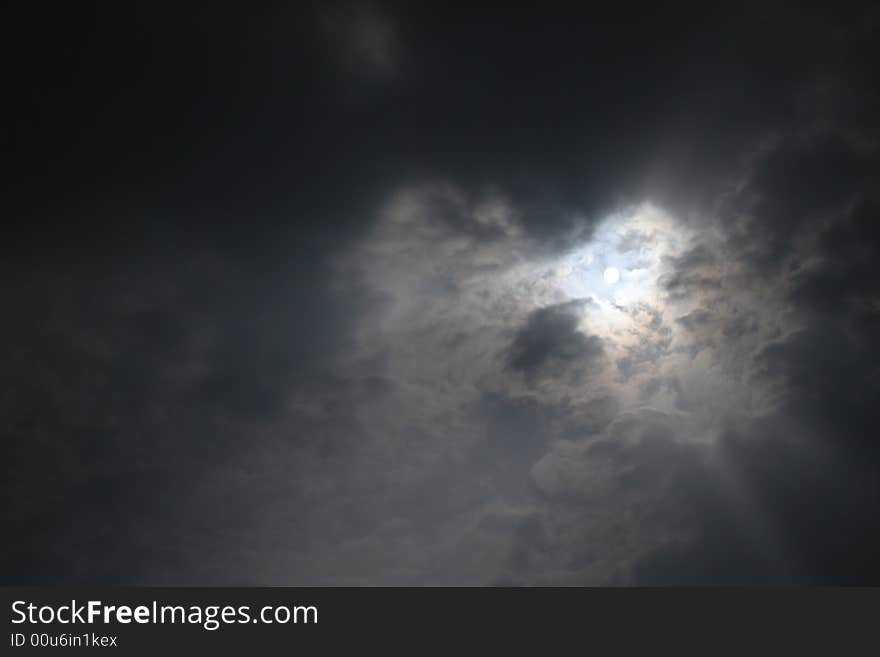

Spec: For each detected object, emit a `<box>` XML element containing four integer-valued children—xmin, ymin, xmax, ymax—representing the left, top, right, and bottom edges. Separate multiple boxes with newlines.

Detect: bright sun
<box><xmin>603</xmin><ymin>267</ymin><xmax>620</xmax><ymax>284</ymax></box>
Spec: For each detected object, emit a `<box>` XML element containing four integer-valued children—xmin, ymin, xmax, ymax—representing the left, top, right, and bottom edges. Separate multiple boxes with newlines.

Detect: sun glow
<box><xmin>543</xmin><ymin>202</ymin><xmax>692</xmax><ymax>340</ymax></box>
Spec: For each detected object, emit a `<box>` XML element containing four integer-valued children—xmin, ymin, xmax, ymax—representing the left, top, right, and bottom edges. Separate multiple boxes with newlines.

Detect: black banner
<box><xmin>2</xmin><ymin>588</ymin><xmax>876</xmax><ymax>653</ymax></box>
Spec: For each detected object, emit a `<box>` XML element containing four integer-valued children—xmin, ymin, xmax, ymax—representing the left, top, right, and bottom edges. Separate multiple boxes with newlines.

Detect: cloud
<box><xmin>319</xmin><ymin>3</ymin><xmax>401</xmax><ymax>79</ymax></box>
<box><xmin>507</xmin><ymin>301</ymin><xmax>604</xmax><ymax>384</ymax></box>
<box><xmin>659</xmin><ymin>246</ymin><xmax>722</xmax><ymax>301</ymax></box>
<box><xmin>5</xmin><ymin>1</ymin><xmax>880</xmax><ymax>586</ymax></box>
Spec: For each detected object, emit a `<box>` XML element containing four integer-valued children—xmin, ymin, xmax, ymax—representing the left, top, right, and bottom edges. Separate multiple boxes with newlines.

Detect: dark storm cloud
<box><xmin>790</xmin><ymin>198</ymin><xmax>880</xmax><ymax>316</ymax></box>
<box><xmin>675</xmin><ymin>309</ymin><xmax>714</xmax><ymax>332</ymax></box>
<box><xmin>631</xmin><ymin>24</ymin><xmax>880</xmax><ymax>584</ymax></box>
<box><xmin>725</xmin><ymin>134</ymin><xmax>877</xmax><ymax>274</ymax></box>
<box><xmin>659</xmin><ymin>246</ymin><xmax>722</xmax><ymax>300</ymax></box>
<box><xmin>1</xmin><ymin>245</ymin><xmax>365</xmax><ymax>584</ymax></box>
<box><xmin>5</xmin><ymin>1</ymin><xmax>880</xmax><ymax>586</ymax></box>
<box><xmin>318</xmin><ymin>3</ymin><xmax>400</xmax><ymax>78</ymax></box>
<box><xmin>507</xmin><ymin>301</ymin><xmax>604</xmax><ymax>384</ymax></box>
<box><xmin>634</xmin><ymin>414</ymin><xmax>880</xmax><ymax>585</ymax></box>
<box><xmin>616</xmin><ymin>329</ymin><xmax>672</xmax><ymax>383</ymax></box>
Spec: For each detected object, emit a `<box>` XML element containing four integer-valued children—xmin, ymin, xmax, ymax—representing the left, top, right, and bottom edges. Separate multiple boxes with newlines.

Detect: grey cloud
<box><xmin>6</xmin><ymin>1</ymin><xmax>880</xmax><ymax>587</ymax></box>
<box><xmin>674</xmin><ymin>309</ymin><xmax>720</xmax><ymax>355</ymax></box>
<box><xmin>616</xmin><ymin>330</ymin><xmax>673</xmax><ymax>383</ymax></box>
<box><xmin>789</xmin><ymin>198</ymin><xmax>880</xmax><ymax>317</ymax></box>
<box><xmin>507</xmin><ymin>301</ymin><xmax>604</xmax><ymax>384</ymax></box>
<box><xmin>732</xmin><ymin>135</ymin><xmax>875</xmax><ymax>272</ymax></box>
<box><xmin>658</xmin><ymin>245</ymin><xmax>722</xmax><ymax>300</ymax></box>
<box><xmin>632</xmin><ymin>138</ymin><xmax>880</xmax><ymax>586</ymax></box>
<box><xmin>617</xmin><ymin>228</ymin><xmax>654</xmax><ymax>254</ymax></box>
<box><xmin>675</xmin><ymin>308</ymin><xmax>714</xmax><ymax>332</ymax></box>
<box><xmin>319</xmin><ymin>3</ymin><xmax>401</xmax><ymax>79</ymax></box>
<box><xmin>634</xmin><ymin>415</ymin><xmax>880</xmax><ymax>585</ymax></box>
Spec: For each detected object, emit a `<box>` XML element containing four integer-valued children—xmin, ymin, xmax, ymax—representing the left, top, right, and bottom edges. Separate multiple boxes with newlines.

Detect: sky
<box><xmin>4</xmin><ymin>2</ymin><xmax>880</xmax><ymax>585</ymax></box>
